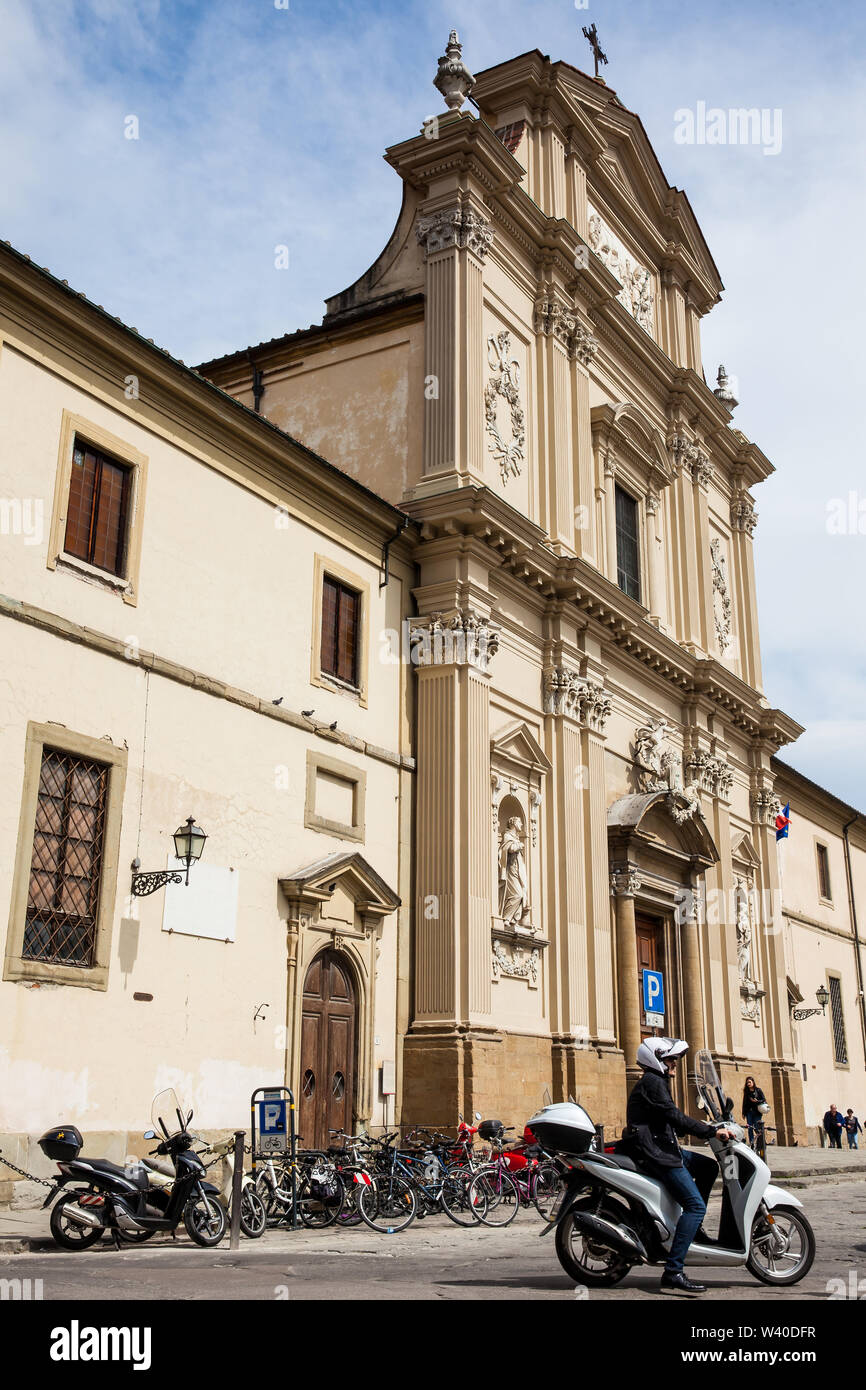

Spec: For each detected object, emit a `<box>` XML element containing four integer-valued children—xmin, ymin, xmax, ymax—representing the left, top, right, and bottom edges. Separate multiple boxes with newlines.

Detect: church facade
<box><xmin>201</xmin><ymin>41</ymin><xmax>818</xmax><ymax>1142</ymax></box>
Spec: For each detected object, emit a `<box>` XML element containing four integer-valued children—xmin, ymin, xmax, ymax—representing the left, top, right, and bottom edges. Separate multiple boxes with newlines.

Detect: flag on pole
<box><xmin>775</xmin><ymin>802</ymin><xmax>790</xmax><ymax>841</ymax></box>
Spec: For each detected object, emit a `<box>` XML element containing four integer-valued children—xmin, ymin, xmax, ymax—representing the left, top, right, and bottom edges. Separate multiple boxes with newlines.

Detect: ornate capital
<box><xmin>610</xmin><ymin>866</ymin><xmax>641</xmax><ymax>898</ymax></box>
<box><xmin>646</xmin><ymin>489</ymin><xmax>660</xmax><ymax>517</ymax></box>
<box><xmin>684</xmin><ymin>748</ymin><xmax>733</xmax><ymax>799</ymax></box>
<box><xmin>533</xmin><ymin>294</ymin><xmax>598</xmax><ymax>365</ymax></box>
<box><xmin>543</xmin><ymin>666</ymin><xmax>611</xmax><ymax>731</ymax></box>
<box><xmin>750</xmin><ymin>786</ymin><xmax>781</xmax><ymax>826</ymax></box>
<box><xmin>410</xmin><ymin>607</ymin><xmax>500</xmax><ymax>671</ymax></box>
<box><xmin>671</xmin><ymin>434</ymin><xmax>713</xmax><ymax>486</ymax></box>
<box><xmin>416</xmin><ymin>204</ymin><xmax>493</xmax><ymax>259</ymax></box>
<box><xmin>731</xmin><ymin>496</ymin><xmax>758</xmax><ymax>535</ymax></box>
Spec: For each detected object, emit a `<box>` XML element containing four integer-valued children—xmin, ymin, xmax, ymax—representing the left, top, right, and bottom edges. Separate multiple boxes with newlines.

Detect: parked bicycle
<box><xmin>255</xmin><ymin>1148</ymin><xmax>345</xmax><ymax>1228</ymax></box>
<box><xmin>468</xmin><ymin>1120</ymin><xmax>565</xmax><ymax>1226</ymax></box>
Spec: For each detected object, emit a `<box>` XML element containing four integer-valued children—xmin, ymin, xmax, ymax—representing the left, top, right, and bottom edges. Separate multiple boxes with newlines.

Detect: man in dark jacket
<box><xmin>626</xmin><ymin>1037</ymin><xmax>734</xmax><ymax>1296</ymax></box>
<box><xmin>824</xmin><ymin>1105</ymin><xmax>845</xmax><ymax>1148</ymax></box>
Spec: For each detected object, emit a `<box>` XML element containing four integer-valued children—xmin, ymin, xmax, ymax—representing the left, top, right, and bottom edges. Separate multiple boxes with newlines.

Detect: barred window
<box><xmin>65</xmin><ymin>440</ymin><xmax>131</xmax><ymax>577</ymax></box>
<box><xmin>321</xmin><ymin>576</ymin><xmax>360</xmax><ymax>687</ymax></box>
<box><xmin>615</xmin><ymin>485</ymin><xmax>641</xmax><ymax>602</ymax></box>
<box><xmin>24</xmin><ymin>748</ymin><xmax>108</xmax><ymax>968</ymax></box>
<box><xmin>828</xmin><ymin>976</ymin><xmax>848</xmax><ymax>1066</ymax></box>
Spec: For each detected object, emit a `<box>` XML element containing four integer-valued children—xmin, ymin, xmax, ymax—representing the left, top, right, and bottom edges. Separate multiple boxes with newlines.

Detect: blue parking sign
<box><xmin>259</xmin><ymin>1095</ymin><xmax>287</xmax><ymax>1151</ymax></box>
<box><xmin>642</xmin><ymin>969</ymin><xmax>665</xmax><ymax>1025</ymax></box>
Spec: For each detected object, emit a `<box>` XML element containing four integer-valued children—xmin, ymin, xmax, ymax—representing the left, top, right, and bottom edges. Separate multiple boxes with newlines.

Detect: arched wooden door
<box><xmin>299</xmin><ymin>950</ymin><xmax>356</xmax><ymax>1150</ymax></box>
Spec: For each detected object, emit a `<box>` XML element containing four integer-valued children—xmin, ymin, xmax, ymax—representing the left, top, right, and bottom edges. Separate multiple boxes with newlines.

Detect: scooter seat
<box><xmin>609</xmin><ymin>1154</ymin><xmax>639</xmax><ymax>1172</ymax></box>
<box><xmin>73</xmin><ymin>1158</ymin><xmax>150</xmax><ymax>1189</ymax></box>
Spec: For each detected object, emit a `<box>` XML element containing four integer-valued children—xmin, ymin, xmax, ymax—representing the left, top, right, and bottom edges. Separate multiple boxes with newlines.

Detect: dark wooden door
<box><xmin>299</xmin><ymin>951</ymin><xmax>356</xmax><ymax>1150</ymax></box>
<box><xmin>636</xmin><ymin>914</ymin><xmax>664</xmax><ymax>1038</ymax></box>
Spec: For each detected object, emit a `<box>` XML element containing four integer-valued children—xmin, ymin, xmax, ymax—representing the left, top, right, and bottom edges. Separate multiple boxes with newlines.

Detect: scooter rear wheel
<box><xmin>49</xmin><ymin>1192</ymin><xmax>105</xmax><ymax>1250</ymax></box>
<box><xmin>747</xmin><ymin>1205</ymin><xmax>815</xmax><ymax>1285</ymax></box>
<box><xmin>554</xmin><ymin>1195</ymin><xmax>634</xmax><ymax>1287</ymax></box>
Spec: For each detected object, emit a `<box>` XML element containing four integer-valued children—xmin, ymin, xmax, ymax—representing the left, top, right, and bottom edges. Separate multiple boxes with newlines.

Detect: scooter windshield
<box><xmin>151</xmin><ymin>1088</ymin><xmax>188</xmax><ymax>1139</ymax></box>
<box><xmin>694</xmin><ymin>1049</ymin><xmax>727</xmax><ymax>1121</ymax></box>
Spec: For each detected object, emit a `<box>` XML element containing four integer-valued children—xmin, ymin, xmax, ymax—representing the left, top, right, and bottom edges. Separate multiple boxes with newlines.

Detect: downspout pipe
<box><xmin>842</xmin><ymin>814</ymin><xmax>866</xmax><ymax>1066</ymax></box>
<box><xmin>379</xmin><ymin>516</ymin><xmax>409</xmax><ymax>589</ymax></box>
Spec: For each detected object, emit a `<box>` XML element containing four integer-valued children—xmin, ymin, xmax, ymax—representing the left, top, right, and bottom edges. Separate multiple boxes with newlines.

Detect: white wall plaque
<box><xmin>161</xmin><ymin>859</ymin><xmax>239</xmax><ymax>942</ymax></box>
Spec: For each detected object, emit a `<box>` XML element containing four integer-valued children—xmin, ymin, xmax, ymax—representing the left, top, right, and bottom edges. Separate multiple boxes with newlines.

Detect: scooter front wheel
<box><xmin>183</xmin><ymin>1193</ymin><xmax>227</xmax><ymax>1247</ymax></box>
<box><xmin>747</xmin><ymin>1205</ymin><xmax>815</xmax><ymax>1285</ymax></box>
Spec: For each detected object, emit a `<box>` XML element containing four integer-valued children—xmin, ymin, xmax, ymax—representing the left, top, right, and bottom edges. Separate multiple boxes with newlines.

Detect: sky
<box><xmin>1</xmin><ymin>0</ymin><xmax>864</xmax><ymax>806</ymax></box>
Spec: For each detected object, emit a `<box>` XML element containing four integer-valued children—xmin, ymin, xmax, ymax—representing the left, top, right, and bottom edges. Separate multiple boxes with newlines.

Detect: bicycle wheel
<box><xmin>239</xmin><ymin>1185</ymin><xmax>267</xmax><ymax>1238</ymax></box>
<box><xmin>358</xmin><ymin>1173</ymin><xmax>417</xmax><ymax>1233</ymax></box>
<box><xmin>441</xmin><ymin>1168</ymin><xmax>487</xmax><ymax>1226</ymax></box>
<box><xmin>469</xmin><ymin>1167</ymin><xmax>520</xmax><ymax>1227</ymax></box>
<box><xmin>336</xmin><ymin>1166</ymin><xmax>371</xmax><ymax>1226</ymax></box>
<box><xmin>532</xmin><ymin>1163</ymin><xmax>565</xmax><ymax>1221</ymax></box>
<box><xmin>297</xmin><ymin>1169</ymin><xmax>345</xmax><ymax>1228</ymax></box>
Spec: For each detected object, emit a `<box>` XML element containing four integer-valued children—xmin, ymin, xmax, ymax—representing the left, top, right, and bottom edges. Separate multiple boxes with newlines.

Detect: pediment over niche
<box><xmin>731</xmin><ymin>831</ymin><xmax>761</xmax><ymax>869</ymax></box>
<box><xmin>490</xmin><ymin>720</ymin><xmax>552</xmax><ymax>780</ymax></box>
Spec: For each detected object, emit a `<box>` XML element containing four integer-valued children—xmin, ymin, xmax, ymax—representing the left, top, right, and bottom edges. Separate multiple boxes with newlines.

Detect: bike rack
<box><xmin>250</xmin><ymin>1086</ymin><xmax>298</xmax><ymax>1231</ymax></box>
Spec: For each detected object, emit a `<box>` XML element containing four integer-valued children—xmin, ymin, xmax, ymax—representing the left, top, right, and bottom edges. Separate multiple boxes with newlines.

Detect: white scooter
<box><xmin>536</xmin><ymin>1050</ymin><xmax>815</xmax><ymax>1288</ymax></box>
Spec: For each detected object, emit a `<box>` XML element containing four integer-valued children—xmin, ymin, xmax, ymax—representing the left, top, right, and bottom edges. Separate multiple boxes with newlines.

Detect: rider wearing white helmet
<box><xmin>626</xmin><ymin>1037</ymin><xmax>735</xmax><ymax>1296</ymax></box>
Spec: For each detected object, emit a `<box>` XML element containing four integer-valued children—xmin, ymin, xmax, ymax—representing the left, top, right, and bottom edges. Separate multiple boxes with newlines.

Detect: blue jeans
<box><xmin>847</xmin><ymin>1131</ymin><xmax>859</xmax><ymax>1149</ymax></box>
<box><xmin>661</xmin><ymin>1149</ymin><xmax>709</xmax><ymax>1275</ymax></box>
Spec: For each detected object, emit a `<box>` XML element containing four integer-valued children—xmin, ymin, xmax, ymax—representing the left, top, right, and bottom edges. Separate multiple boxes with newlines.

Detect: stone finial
<box><xmin>433</xmin><ymin>30</ymin><xmax>474</xmax><ymax>111</ymax></box>
<box><xmin>713</xmin><ymin>364</ymin><xmax>739</xmax><ymax>412</ymax></box>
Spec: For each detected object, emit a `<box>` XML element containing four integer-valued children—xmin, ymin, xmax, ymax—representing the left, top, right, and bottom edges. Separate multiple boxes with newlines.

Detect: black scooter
<box><xmin>39</xmin><ymin>1088</ymin><xmax>226</xmax><ymax>1250</ymax></box>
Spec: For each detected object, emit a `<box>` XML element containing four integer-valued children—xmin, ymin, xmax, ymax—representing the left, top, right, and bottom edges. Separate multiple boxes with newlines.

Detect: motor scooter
<box><xmin>40</xmin><ymin>1088</ymin><xmax>226</xmax><ymax>1250</ymax></box>
<box><xmin>143</xmin><ymin>1132</ymin><xmax>266</xmax><ymax>1238</ymax></box>
<box><xmin>536</xmin><ymin>1050</ymin><xmax>815</xmax><ymax>1288</ymax></box>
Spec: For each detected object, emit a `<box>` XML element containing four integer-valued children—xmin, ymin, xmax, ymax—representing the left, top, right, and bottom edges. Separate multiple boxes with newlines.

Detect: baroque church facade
<box><xmin>201</xmin><ymin>40</ymin><xmax>809</xmax><ymax>1141</ymax></box>
<box><xmin>4</xmin><ymin>39</ymin><xmax>864</xmax><ymax>1190</ymax></box>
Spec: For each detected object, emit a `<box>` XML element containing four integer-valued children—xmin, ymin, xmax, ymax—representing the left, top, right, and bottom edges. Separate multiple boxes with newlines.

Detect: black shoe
<box><xmin>660</xmin><ymin>1271</ymin><xmax>707</xmax><ymax>1295</ymax></box>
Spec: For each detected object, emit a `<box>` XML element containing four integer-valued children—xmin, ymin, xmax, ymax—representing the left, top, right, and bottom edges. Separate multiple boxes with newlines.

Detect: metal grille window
<box><xmin>65</xmin><ymin>439</ymin><xmax>131</xmax><ymax>577</ymax></box>
<box><xmin>321</xmin><ymin>576</ymin><xmax>360</xmax><ymax>687</ymax></box>
<box><xmin>828</xmin><ymin>976</ymin><xmax>848</xmax><ymax>1066</ymax></box>
<box><xmin>24</xmin><ymin>748</ymin><xmax>108</xmax><ymax>968</ymax></box>
<box><xmin>615</xmin><ymin>485</ymin><xmax>641</xmax><ymax>602</ymax></box>
<box><xmin>817</xmin><ymin>844</ymin><xmax>832</xmax><ymax>901</ymax></box>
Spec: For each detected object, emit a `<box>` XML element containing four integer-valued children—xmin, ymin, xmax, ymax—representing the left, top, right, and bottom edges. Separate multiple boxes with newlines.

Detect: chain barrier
<box><xmin>0</xmin><ymin>1149</ymin><xmax>55</xmax><ymax>1188</ymax></box>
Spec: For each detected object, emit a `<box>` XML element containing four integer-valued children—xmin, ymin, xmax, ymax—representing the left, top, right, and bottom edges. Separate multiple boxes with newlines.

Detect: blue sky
<box><xmin>2</xmin><ymin>0</ymin><xmax>864</xmax><ymax>806</ymax></box>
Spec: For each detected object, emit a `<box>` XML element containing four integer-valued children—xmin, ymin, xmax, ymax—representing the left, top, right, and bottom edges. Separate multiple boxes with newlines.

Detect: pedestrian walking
<box><xmin>823</xmin><ymin>1104</ymin><xmax>845</xmax><ymax>1149</ymax></box>
<box><xmin>742</xmin><ymin>1076</ymin><xmax>768</xmax><ymax>1148</ymax></box>
<box><xmin>843</xmin><ymin>1109</ymin><xmax>863</xmax><ymax>1150</ymax></box>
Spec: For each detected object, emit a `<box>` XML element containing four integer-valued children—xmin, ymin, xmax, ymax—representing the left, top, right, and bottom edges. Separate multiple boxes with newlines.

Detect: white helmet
<box><xmin>636</xmin><ymin>1037</ymin><xmax>690</xmax><ymax>1075</ymax></box>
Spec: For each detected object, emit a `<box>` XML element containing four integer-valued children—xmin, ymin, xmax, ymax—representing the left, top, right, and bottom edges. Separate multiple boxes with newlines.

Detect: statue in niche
<box><xmin>498</xmin><ymin>816</ymin><xmax>531</xmax><ymax>927</ymax></box>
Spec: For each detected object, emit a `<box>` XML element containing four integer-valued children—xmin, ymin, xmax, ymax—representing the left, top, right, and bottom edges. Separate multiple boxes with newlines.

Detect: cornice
<box><xmin>403</xmin><ymin>483</ymin><xmax>801</xmax><ymax>746</ymax></box>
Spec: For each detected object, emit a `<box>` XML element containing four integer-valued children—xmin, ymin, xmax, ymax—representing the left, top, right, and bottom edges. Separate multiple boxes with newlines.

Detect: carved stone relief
<box><xmin>484</xmin><ymin>330</ymin><xmax>525</xmax><ymax>484</ymax></box>
<box><xmin>710</xmin><ymin>538</ymin><xmax>733</xmax><ymax>655</ymax></box>
<box><xmin>587</xmin><ymin>206</ymin><xmax>655</xmax><ymax>334</ymax></box>
<box><xmin>735</xmin><ymin>874</ymin><xmax>762</xmax><ymax>1024</ymax></box>
<box><xmin>632</xmin><ymin>718</ymin><xmax>701</xmax><ymax>823</ymax></box>
<box><xmin>491</xmin><ymin>938</ymin><xmax>539</xmax><ymax>986</ymax></box>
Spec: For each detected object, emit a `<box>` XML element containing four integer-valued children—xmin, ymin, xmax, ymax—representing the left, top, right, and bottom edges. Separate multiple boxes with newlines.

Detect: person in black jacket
<box><xmin>742</xmin><ymin>1077</ymin><xmax>767</xmax><ymax>1148</ymax></box>
<box><xmin>626</xmin><ymin>1037</ymin><xmax>735</xmax><ymax>1296</ymax></box>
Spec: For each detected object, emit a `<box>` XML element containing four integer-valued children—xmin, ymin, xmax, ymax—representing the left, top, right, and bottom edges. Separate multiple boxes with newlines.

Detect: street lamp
<box><xmin>792</xmin><ymin>984</ymin><xmax>830</xmax><ymax>1022</ymax></box>
<box><xmin>131</xmin><ymin>817</ymin><xmax>208</xmax><ymax>897</ymax></box>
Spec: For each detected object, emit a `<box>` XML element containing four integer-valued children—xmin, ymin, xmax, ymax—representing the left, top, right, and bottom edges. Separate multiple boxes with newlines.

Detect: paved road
<box><xmin>3</xmin><ymin>1179</ymin><xmax>865</xmax><ymax>1300</ymax></box>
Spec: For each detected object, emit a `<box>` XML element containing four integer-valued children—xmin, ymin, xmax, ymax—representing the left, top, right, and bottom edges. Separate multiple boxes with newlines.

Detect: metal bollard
<box><xmin>229</xmin><ymin>1130</ymin><xmax>244</xmax><ymax>1250</ymax></box>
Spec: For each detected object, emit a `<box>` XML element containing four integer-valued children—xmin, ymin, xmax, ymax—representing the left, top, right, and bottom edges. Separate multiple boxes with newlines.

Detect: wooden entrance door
<box><xmin>299</xmin><ymin>951</ymin><xmax>356</xmax><ymax>1151</ymax></box>
<box><xmin>636</xmin><ymin>914</ymin><xmax>664</xmax><ymax>1039</ymax></box>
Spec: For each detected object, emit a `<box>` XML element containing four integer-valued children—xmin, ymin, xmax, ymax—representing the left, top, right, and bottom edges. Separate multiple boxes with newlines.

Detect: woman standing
<box><xmin>742</xmin><ymin>1076</ymin><xmax>767</xmax><ymax>1148</ymax></box>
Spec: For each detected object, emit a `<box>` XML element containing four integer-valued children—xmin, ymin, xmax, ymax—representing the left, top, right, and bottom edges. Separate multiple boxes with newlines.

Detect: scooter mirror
<box><xmin>143</xmin><ymin>1130</ymin><xmax>156</xmax><ymax>1139</ymax></box>
<box><xmin>474</xmin><ymin>1111</ymin><xmax>482</xmax><ymax>1121</ymax></box>
<box><xmin>724</xmin><ymin>1097</ymin><xmax>735</xmax><ymax>1117</ymax></box>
